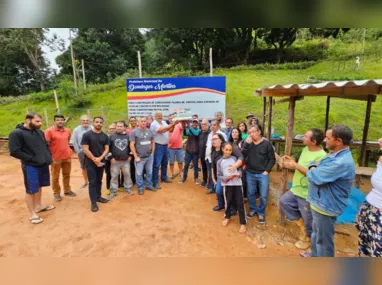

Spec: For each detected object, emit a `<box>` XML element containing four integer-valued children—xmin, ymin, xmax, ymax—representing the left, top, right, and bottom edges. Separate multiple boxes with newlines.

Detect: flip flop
<box><xmin>299</xmin><ymin>252</ymin><xmax>311</xmax><ymax>258</ymax></box>
<box><xmin>80</xmin><ymin>183</ymin><xmax>88</xmax><ymax>188</ymax></box>
<box><xmin>30</xmin><ymin>217</ymin><xmax>44</xmax><ymax>224</ymax></box>
<box><xmin>36</xmin><ymin>205</ymin><xmax>56</xmax><ymax>213</ymax></box>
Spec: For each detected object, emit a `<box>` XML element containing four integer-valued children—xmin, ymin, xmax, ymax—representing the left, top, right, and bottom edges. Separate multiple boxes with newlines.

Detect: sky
<box><xmin>42</xmin><ymin>28</ymin><xmax>70</xmax><ymax>71</ymax></box>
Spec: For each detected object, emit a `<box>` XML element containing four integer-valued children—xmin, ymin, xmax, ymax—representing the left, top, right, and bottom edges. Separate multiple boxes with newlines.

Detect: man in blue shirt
<box><xmin>302</xmin><ymin>124</ymin><xmax>356</xmax><ymax>257</ymax></box>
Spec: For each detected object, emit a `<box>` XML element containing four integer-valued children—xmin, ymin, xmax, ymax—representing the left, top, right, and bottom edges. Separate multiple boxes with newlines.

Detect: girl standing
<box><xmin>217</xmin><ymin>143</ymin><xmax>247</xmax><ymax>233</ymax></box>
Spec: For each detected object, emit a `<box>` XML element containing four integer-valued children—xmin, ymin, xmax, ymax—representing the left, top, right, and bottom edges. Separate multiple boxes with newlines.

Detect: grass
<box><xmin>1</xmin><ymin>58</ymin><xmax>382</xmax><ymax>141</ymax></box>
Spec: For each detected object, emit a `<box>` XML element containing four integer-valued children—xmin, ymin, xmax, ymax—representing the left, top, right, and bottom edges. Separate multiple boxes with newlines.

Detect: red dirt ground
<box><xmin>0</xmin><ymin>153</ymin><xmax>361</xmax><ymax>257</ymax></box>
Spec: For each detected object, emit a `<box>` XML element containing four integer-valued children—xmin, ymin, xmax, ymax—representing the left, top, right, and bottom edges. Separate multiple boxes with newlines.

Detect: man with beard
<box><xmin>81</xmin><ymin>116</ymin><xmax>110</xmax><ymax>212</ymax></box>
<box><xmin>72</xmin><ymin>115</ymin><xmax>92</xmax><ymax>188</ymax></box>
<box><xmin>108</xmin><ymin>120</ymin><xmax>134</xmax><ymax>200</ymax></box>
<box><xmin>45</xmin><ymin>114</ymin><xmax>76</xmax><ymax>201</ymax></box>
<box><xmin>9</xmin><ymin>112</ymin><xmax>55</xmax><ymax>224</ymax></box>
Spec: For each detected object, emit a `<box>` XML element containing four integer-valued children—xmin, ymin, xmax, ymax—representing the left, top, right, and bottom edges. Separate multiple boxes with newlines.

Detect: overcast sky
<box><xmin>42</xmin><ymin>28</ymin><xmax>70</xmax><ymax>71</ymax></box>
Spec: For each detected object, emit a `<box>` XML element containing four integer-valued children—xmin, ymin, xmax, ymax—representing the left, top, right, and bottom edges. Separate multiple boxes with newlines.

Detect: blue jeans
<box><xmin>311</xmin><ymin>208</ymin><xmax>337</xmax><ymax>257</ymax></box>
<box><xmin>246</xmin><ymin>171</ymin><xmax>270</xmax><ymax>216</ymax></box>
<box><xmin>135</xmin><ymin>155</ymin><xmax>153</xmax><ymax>191</ymax></box>
<box><xmin>215</xmin><ymin>180</ymin><xmax>224</xmax><ymax>207</ymax></box>
<box><xmin>183</xmin><ymin>152</ymin><xmax>199</xmax><ymax>181</ymax></box>
<box><xmin>206</xmin><ymin>161</ymin><xmax>213</xmax><ymax>189</ymax></box>
<box><xmin>152</xmin><ymin>144</ymin><xmax>169</xmax><ymax>185</ymax></box>
<box><xmin>279</xmin><ymin>190</ymin><xmax>313</xmax><ymax>237</ymax></box>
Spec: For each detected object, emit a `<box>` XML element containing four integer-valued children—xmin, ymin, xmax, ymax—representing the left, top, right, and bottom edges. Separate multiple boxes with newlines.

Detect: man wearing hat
<box><xmin>246</xmin><ymin>113</ymin><xmax>260</xmax><ymax>129</ymax></box>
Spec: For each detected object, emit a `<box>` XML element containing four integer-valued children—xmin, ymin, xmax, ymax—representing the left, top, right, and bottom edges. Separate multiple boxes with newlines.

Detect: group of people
<box><xmin>7</xmin><ymin>110</ymin><xmax>382</xmax><ymax>257</ymax></box>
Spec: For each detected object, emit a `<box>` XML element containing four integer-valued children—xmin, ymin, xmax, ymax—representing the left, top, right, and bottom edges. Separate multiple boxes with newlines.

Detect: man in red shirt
<box><xmin>168</xmin><ymin>114</ymin><xmax>184</xmax><ymax>180</ymax></box>
<box><xmin>45</xmin><ymin>114</ymin><xmax>76</xmax><ymax>201</ymax></box>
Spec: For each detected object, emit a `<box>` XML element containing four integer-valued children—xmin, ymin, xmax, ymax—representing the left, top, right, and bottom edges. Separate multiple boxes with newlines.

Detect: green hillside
<box><xmin>1</xmin><ymin>58</ymin><xmax>382</xmax><ymax>141</ymax></box>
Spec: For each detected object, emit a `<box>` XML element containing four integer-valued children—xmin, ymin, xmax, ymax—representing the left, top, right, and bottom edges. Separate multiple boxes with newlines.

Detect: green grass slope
<box><xmin>1</xmin><ymin>58</ymin><xmax>382</xmax><ymax>140</ymax></box>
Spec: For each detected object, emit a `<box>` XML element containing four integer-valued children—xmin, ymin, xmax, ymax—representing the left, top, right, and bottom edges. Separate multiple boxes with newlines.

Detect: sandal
<box><xmin>30</xmin><ymin>216</ymin><xmax>44</xmax><ymax>224</ymax></box>
<box><xmin>222</xmin><ymin>219</ymin><xmax>230</xmax><ymax>227</ymax></box>
<box><xmin>36</xmin><ymin>205</ymin><xmax>56</xmax><ymax>213</ymax></box>
<box><xmin>80</xmin><ymin>183</ymin><xmax>88</xmax><ymax>188</ymax></box>
<box><xmin>299</xmin><ymin>252</ymin><xmax>311</xmax><ymax>258</ymax></box>
<box><xmin>170</xmin><ymin>173</ymin><xmax>179</xmax><ymax>179</ymax></box>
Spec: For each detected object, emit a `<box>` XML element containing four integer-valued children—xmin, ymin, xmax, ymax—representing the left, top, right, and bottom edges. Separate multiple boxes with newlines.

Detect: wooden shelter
<box><xmin>255</xmin><ymin>79</ymin><xmax>382</xmax><ymax>224</ymax></box>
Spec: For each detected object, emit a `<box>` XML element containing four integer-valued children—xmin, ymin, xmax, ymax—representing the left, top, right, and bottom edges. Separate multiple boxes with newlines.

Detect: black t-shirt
<box><xmin>81</xmin><ymin>130</ymin><xmax>109</xmax><ymax>164</ymax></box>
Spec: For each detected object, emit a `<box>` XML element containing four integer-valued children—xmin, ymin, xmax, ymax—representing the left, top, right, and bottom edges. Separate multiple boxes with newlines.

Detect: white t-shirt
<box><xmin>205</xmin><ymin>130</ymin><xmax>227</xmax><ymax>163</ymax></box>
<box><xmin>150</xmin><ymin>120</ymin><xmax>169</xmax><ymax>145</ymax></box>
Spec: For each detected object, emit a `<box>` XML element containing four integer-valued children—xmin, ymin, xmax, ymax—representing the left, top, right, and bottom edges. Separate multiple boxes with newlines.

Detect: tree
<box><xmin>309</xmin><ymin>28</ymin><xmax>351</xmax><ymax>39</ymax></box>
<box><xmin>56</xmin><ymin>29</ymin><xmax>145</xmax><ymax>83</ymax></box>
<box><xmin>0</xmin><ymin>29</ymin><xmax>58</xmax><ymax>95</ymax></box>
<box><xmin>260</xmin><ymin>28</ymin><xmax>298</xmax><ymax>63</ymax></box>
<box><xmin>5</xmin><ymin>29</ymin><xmax>62</xmax><ymax>92</ymax></box>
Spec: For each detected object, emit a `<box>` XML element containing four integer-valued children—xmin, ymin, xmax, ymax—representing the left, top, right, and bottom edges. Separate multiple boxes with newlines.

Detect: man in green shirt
<box><xmin>279</xmin><ymin>129</ymin><xmax>326</xmax><ymax>250</ymax></box>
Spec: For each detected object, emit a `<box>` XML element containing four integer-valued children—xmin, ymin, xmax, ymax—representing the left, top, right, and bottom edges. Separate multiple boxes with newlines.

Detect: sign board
<box><xmin>127</xmin><ymin>76</ymin><xmax>226</xmax><ymax>118</ymax></box>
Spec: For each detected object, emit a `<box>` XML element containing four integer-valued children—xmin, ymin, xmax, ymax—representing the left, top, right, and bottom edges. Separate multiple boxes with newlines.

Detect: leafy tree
<box><xmin>56</xmin><ymin>29</ymin><xmax>145</xmax><ymax>83</ymax></box>
<box><xmin>260</xmin><ymin>28</ymin><xmax>298</xmax><ymax>63</ymax></box>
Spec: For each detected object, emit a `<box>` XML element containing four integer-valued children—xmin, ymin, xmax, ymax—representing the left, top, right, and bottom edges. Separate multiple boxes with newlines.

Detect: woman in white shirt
<box><xmin>357</xmin><ymin>137</ymin><xmax>382</xmax><ymax>257</ymax></box>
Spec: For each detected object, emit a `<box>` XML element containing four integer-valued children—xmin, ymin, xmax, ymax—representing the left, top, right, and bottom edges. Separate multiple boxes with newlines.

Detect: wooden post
<box><xmin>26</xmin><ymin>108</ymin><xmax>29</xmax><ymax>114</ymax></box>
<box><xmin>137</xmin><ymin>51</ymin><xmax>142</xmax><ymax>78</ymax></box>
<box><xmin>87</xmin><ymin>109</ymin><xmax>91</xmax><ymax>119</ymax></box>
<box><xmin>262</xmin><ymin>97</ymin><xmax>266</xmax><ymax>132</ymax></box>
<box><xmin>101</xmin><ymin>106</ymin><xmax>105</xmax><ymax>121</ymax></box>
<box><xmin>267</xmin><ymin>97</ymin><xmax>273</xmax><ymax>140</ymax></box>
<box><xmin>43</xmin><ymin>108</ymin><xmax>49</xmax><ymax>128</ymax></box>
<box><xmin>69</xmin><ymin>29</ymin><xmax>77</xmax><ymax>91</ymax></box>
<box><xmin>82</xmin><ymin>59</ymin><xmax>86</xmax><ymax>89</ymax></box>
<box><xmin>280</xmin><ymin>96</ymin><xmax>296</xmax><ymax>226</ymax></box>
<box><xmin>325</xmin><ymin>96</ymin><xmax>331</xmax><ymax>131</ymax></box>
<box><xmin>359</xmin><ymin>95</ymin><xmax>373</xmax><ymax>166</ymax></box>
<box><xmin>209</xmin><ymin>48</ymin><xmax>213</xmax><ymax>76</ymax></box>
<box><xmin>53</xmin><ymin>90</ymin><xmax>60</xmax><ymax>114</ymax></box>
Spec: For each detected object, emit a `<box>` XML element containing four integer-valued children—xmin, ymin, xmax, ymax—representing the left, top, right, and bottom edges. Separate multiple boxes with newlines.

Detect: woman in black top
<box><xmin>229</xmin><ymin>127</ymin><xmax>243</xmax><ymax>147</ymax></box>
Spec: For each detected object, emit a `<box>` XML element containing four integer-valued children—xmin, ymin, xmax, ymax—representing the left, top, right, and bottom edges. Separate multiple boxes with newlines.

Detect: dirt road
<box><xmin>0</xmin><ymin>153</ymin><xmax>358</xmax><ymax>257</ymax></box>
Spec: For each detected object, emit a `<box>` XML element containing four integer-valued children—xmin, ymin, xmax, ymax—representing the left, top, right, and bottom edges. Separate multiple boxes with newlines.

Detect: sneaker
<box><xmin>124</xmin><ymin>188</ymin><xmax>134</xmax><ymax>195</ymax></box>
<box><xmin>206</xmin><ymin>188</ymin><xmax>215</xmax><ymax>194</ymax></box>
<box><xmin>138</xmin><ymin>189</ymin><xmax>144</xmax><ymax>195</ymax></box>
<box><xmin>97</xmin><ymin>197</ymin><xmax>109</xmax><ymax>203</ymax></box>
<box><xmin>246</xmin><ymin>212</ymin><xmax>257</xmax><ymax>219</ymax></box>
<box><xmin>258</xmin><ymin>215</ymin><xmax>266</xmax><ymax>224</ymax></box>
<box><xmin>91</xmin><ymin>203</ymin><xmax>99</xmax><ymax>212</ymax></box>
<box><xmin>153</xmin><ymin>184</ymin><xmax>162</xmax><ymax>190</ymax></box>
<box><xmin>54</xmin><ymin>194</ymin><xmax>62</xmax><ymax>202</ymax></box>
<box><xmin>146</xmin><ymin>186</ymin><xmax>157</xmax><ymax>192</ymax></box>
<box><xmin>178</xmin><ymin>178</ymin><xmax>185</xmax><ymax>184</ymax></box>
<box><xmin>194</xmin><ymin>179</ymin><xmax>201</xmax><ymax>184</ymax></box>
<box><xmin>64</xmin><ymin>191</ymin><xmax>76</xmax><ymax>197</ymax></box>
<box><xmin>108</xmin><ymin>194</ymin><xmax>116</xmax><ymax>201</ymax></box>
<box><xmin>200</xmin><ymin>181</ymin><xmax>207</xmax><ymax>187</ymax></box>
<box><xmin>212</xmin><ymin>205</ymin><xmax>225</xmax><ymax>211</ymax></box>
<box><xmin>162</xmin><ymin>179</ymin><xmax>172</xmax><ymax>183</ymax></box>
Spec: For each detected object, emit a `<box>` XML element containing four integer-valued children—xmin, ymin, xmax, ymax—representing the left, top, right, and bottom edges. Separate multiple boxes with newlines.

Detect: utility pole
<box><xmin>209</xmin><ymin>48</ymin><xmax>213</xmax><ymax>76</ymax></box>
<box><xmin>82</xmin><ymin>59</ymin><xmax>86</xmax><ymax>89</ymax></box>
<box><xmin>69</xmin><ymin>29</ymin><xmax>77</xmax><ymax>91</ymax></box>
<box><xmin>361</xmin><ymin>28</ymin><xmax>366</xmax><ymax>54</ymax></box>
<box><xmin>137</xmin><ymin>51</ymin><xmax>142</xmax><ymax>78</ymax></box>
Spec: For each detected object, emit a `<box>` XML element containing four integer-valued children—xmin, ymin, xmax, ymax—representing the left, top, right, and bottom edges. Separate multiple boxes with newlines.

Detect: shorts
<box><xmin>168</xmin><ymin>148</ymin><xmax>184</xmax><ymax>164</ymax></box>
<box><xmin>22</xmin><ymin>164</ymin><xmax>50</xmax><ymax>194</ymax></box>
<box><xmin>78</xmin><ymin>151</ymin><xmax>86</xmax><ymax>169</ymax></box>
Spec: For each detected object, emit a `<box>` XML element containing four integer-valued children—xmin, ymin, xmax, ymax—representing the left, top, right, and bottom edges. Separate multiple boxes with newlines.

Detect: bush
<box><xmin>228</xmin><ymin>61</ymin><xmax>316</xmax><ymax>71</ymax></box>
